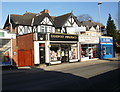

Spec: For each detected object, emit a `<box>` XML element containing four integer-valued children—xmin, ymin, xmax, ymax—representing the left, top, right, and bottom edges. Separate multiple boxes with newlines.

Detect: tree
<box><xmin>106</xmin><ymin>14</ymin><xmax>117</xmax><ymax>38</ymax></box>
<box><xmin>106</xmin><ymin>14</ymin><xmax>120</xmax><ymax>52</ymax></box>
<box><xmin>77</xmin><ymin>14</ymin><xmax>93</xmax><ymax>22</ymax></box>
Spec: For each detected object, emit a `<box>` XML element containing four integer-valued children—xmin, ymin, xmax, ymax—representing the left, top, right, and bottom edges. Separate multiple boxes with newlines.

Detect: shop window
<box><xmin>81</xmin><ymin>44</ymin><xmax>89</xmax><ymax>58</ymax></box>
<box><xmin>81</xmin><ymin>44</ymin><xmax>98</xmax><ymax>58</ymax></box>
<box><xmin>50</xmin><ymin>44</ymin><xmax>78</xmax><ymax>62</ymax></box>
<box><xmin>69</xmin><ymin>44</ymin><xmax>78</xmax><ymax>60</ymax></box>
<box><xmin>106</xmin><ymin>47</ymin><xmax>112</xmax><ymax>55</ymax></box>
<box><xmin>92</xmin><ymin>45</ymin><xmax>98</xmax><ymax>58</ymax></box>
<box><xmin>50</xmin><ymin>45</ymin><xmax>61</xmax><ymax>61</ymax></box>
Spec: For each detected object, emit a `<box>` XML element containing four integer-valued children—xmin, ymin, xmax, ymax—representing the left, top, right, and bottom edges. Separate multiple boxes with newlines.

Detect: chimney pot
<box><xmin>40</xmin><ymin>9</ymin><xmax>49</xmax><ymax>14</ymax></box>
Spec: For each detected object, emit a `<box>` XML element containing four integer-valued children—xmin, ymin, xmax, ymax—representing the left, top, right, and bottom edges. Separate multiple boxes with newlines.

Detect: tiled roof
<box><xmin>10</xmin><ymin>12</ymin><xmax>37</xmax><ymax>25</ymax></box>
<box><xmin>33</xmin><ymin>13</ymin><xmax>55</xmax><ymax>26</ymax></box>
<box><xmin>80</xmin><ymin>21</ymin><xmax>104</xmax><ymax>28</ymax></box>
<box><xmin>54</xmin><ymin>13</ymin><xmax>81</xmax><ymax>28</ymax></box>
<box><xmin>54</xmin><ymin>13</ymin><xmax>72</xmax><ymax>28</ymax></box>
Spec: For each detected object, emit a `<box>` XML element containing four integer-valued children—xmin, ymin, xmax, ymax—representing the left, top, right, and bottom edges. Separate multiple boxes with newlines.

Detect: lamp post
<box><xmin>98</xmin><ymin>2</ymin><xmax>102</xmax><ymax>35</ymax></box>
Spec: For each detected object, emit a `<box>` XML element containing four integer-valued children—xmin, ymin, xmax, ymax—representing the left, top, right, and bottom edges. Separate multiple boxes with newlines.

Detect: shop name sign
<box><xmin>79</xmin><ymin>36</ymin><xmax>99</xmax><ymax>43</ymax></box>
<box><xmin>50</xmin><ymin>33</ymin><xmax>78</xmax><ymax>41</ymax></box>
<box><xmin>100</xmin><ymin>38</ymin><xmax>113</xmax><ymax>43</ymax></box>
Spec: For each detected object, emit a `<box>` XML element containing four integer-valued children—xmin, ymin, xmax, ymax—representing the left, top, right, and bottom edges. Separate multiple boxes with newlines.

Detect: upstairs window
<box><xmin>41</xmin><ymin>25</ymin><xmax>48</xmax><ymax>33</ymax></box>
<box><xmin>0</xmin><ymin>32</ymin><xmax>4</xmax><ymax>37</ymax></box>
<box><xmin>41</xmin><ymin>25</ymin><xmax>45</xmax><ymax>32</ymax></box>
<box><xmin>45</xmin><ymin>26</ymin><xmax>47</xmax><ymax>33</ymax></box>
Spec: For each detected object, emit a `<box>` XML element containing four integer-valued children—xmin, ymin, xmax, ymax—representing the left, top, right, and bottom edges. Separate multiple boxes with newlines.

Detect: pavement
<box><xmin>2</xmin><ymin>56</ymin><xmax>119</xmax><ymax>75</ymax></box>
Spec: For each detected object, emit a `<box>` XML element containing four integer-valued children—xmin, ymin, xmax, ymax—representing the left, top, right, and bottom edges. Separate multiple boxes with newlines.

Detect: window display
<box><xmin>50</xmin><ymin>43</ymin><xmax>78</xmax><ymax>62</ymax></box>
<box><xmin>81</xmin><ymin>48</ymin><xmax>89</xmax><ymax>58</ymax></box>
<box><xmin>69</xmin><ymin>44</ymin><xmax>78</xmax><ymax>60</ymax></box>
<box><xmin>81</xmin><ymin>44</ymin><xmax>98</xmax><ymax>59</ymax></box>
<box><xmin>50</xmin><ymin>50</ymin><xmax>58</xmax><ymax>61</ymax></box>
<box><xmin>50</xmin><ymin>45</ymin><xmax>61</xmax><ymax>61</ymax></box>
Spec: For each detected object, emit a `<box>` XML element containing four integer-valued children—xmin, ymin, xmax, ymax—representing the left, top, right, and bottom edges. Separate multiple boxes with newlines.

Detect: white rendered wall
<box><xmin>45</xmin><ymin>41</ymin><xmax>50</xmax><ymax>63</ymax></box>
<box><xmin>34</xmin><ymin>41</ymin><xmax>40</xmax><ymax>64</ymax></box>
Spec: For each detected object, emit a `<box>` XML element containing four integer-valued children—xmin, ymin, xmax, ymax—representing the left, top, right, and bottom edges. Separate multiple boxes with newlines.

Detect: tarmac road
<box><xmin>2</xmin><ymin>60</ymin><xmax>120</xmax><ymax>91</ymax></box>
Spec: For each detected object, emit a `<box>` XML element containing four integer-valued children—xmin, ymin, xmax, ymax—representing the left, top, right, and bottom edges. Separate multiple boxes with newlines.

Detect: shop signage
<box><xmin>79</xmin><ymin>36</ymin><xmax>99</xmax><ymax>44</ymax></box>
<box><xmin>50</xmin><ymin>33</ymin><xmax>78</xmax><ymax>41</ymax></box>
<box><xmin>100</xmin><ymin>38</ymin><xmax>113</xmax><ymax>43</ymax></box>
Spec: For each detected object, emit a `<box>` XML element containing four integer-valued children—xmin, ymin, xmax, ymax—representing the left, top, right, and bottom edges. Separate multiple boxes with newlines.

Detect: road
<box><xmin>2</xmin><ymin>60</ymin><xmax>120</xmax><ymax>91</ymax></box>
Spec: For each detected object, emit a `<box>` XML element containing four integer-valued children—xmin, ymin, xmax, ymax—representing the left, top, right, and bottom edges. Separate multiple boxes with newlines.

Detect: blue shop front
<box><xmin>99</xmin><ymin>36</ymin><xmax>114</xmax><ymax>59</ymax></box>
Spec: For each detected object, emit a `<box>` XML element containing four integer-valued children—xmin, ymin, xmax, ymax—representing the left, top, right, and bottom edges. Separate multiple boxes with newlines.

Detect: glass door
<box><xmin>61</xmin><ymin>45</ymin><xmax>69</xmax><ymax>63</ymax></box>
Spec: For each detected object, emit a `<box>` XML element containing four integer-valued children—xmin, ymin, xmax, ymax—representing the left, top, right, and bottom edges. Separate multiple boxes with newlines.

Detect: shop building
<box><xmin>3</xmin><ymin>9</ymin><xmax>81</xmax><ymax>66</ymax></box>
<box><xmin>79</xmin><ymin>35</ymin><xmax>99</xmax><ymax>61</ymax></box>
<box><xmin>99</xmin><ymin>36</ymin><xmax>114</xmax><ymax>59</ymax></box>
<box><xmin>34</xmin><ymin>33</ymin><xmax>79</xmax><ymax>65</ymax></box>
<box><xmin>33</xmin><ymin>11</ymin><xmax>81</xmax><ymax>65</ymax></box>
<box><xmin>0</xmin><ymin>29</ymin><xmax>16</xmax><ymax>66</ymax></box>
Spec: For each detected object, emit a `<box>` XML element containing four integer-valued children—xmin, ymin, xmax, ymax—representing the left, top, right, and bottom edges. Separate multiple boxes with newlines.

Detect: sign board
<box><xmin>79</xmin><ymin>36</ymin><xmax>99</xmax><ymax>44</ymax></box>
<box><xmin>100</xmin><ymin>38</ymin><xmax>113</xmax><ymax>43</ymax></box>
<box><xmin>50</xmin><ymin>33</ymin><xmax>78</xmax><ymax>41</ymax></box>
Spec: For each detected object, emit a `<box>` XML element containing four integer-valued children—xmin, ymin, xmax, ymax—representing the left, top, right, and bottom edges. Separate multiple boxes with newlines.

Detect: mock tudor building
<box><xmin>4</xmin><ymin>12</ymin><xmax>37</xmax><ymax>66</ymax></box>
<box><xmin>32</xmin><ymin>11</ymin><xmax>81</xmax><ymax>65</ymax></box>
<box><xmin>3</xmin><ymin>9</ymin><xmax>81</xmax><ymax>66</ymax></box>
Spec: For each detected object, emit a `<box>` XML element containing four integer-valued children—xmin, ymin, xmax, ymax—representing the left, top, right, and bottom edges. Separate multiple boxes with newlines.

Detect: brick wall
<box><xmin>11</xmin><ymin>28</ymin><xmax>18</xmax><ymax>66</ymax></box>
<box><xmin>12</xmin><ymin>39</ymin><xmax>18</xmax><ymax>66</ymax></box>
<box><xmin>17</xmin><ymin>33</ymin><xmax>34</xmax><ymax>66</ymax></box>
<box><xmin>17</xmin><ymin>33</ymin><xmax>34</xmax><ymax>50</ymax></box>
<box><xmin>11</xmin><ymin>31</ymin><xmax>34</xmax><ymax>66</ymax></box>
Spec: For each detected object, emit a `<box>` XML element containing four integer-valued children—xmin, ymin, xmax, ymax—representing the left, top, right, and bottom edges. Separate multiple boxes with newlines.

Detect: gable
<box><xmin>64</xmin><ymin>16</ymin><xmax>79</xmax><ymax>27</ymax></box>
<box><xmin>89</xmin><ymin>26</ymin><xmax>96</xmax><ymax>31</ymax></box>
<box><xmin>40</xmin><ymin>17</ymin><xmax>53</xmax><ymax>26</ymax></box>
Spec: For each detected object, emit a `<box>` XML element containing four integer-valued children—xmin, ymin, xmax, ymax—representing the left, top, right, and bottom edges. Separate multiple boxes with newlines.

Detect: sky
<box><xmin>0</xmin><ymin>1</ymin><xmax>119</xmax><ymax>29</ymax></box>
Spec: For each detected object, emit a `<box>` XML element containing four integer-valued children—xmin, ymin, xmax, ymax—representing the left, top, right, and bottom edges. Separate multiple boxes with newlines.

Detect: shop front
<box><xmin>99</xmin><ymin>36</ymin><xmax>114</xmax><ymax>59</ymax></box>
<box><xmin>79</xmin><ymin>35</ymin><xmax>99</xmax><ymax>61</ymax></box>
<box><xmin>34</xmin><ymin>33</ymin><xmax>79</xmax><ymax>65</ymax></box>
<box><xmin>0</xmin><ymin>29</ymin><xmax>16</xmax><ymax>66</ymax></box>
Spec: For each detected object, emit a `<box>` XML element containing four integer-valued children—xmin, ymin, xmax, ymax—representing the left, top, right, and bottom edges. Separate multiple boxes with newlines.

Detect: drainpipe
<box><xmin>9</xmin><ymin>14</ymin><xmax>13</xmax><ymax>65</ymax></box>
<box><xmin>9</xmin><ymin>14</ymin><xmax>12</xmax><ymax>32</ymax></box>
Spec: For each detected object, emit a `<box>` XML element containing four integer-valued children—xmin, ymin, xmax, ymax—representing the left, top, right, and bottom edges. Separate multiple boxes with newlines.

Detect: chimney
<box><xmin>89</xmin><ymin>20</ymin><xmax>92</xmax><ymax>22</ymax></box>
<box><xmin>40</xmin><ymin>9</ymin><xmax>49</xmax><ymax>14</ymax></box>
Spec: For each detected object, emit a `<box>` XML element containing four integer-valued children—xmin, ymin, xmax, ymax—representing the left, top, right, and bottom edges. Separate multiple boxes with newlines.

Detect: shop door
<box><xmin>39</xmin><ymin>44</ymin><xmax>45</xmax><ymax>64</ymax></box>
<box><xmin>61</xmin><ymin>47</ymin><xmax>69</xmax><ymax>63</ymax></box>
<box><xmin>18</xmin><ymin>50</ymin><xmax>33</xmax><ymax>67</ymax></box>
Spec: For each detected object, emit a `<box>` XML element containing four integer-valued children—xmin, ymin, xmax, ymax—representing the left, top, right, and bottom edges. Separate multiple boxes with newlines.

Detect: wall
<box><xmin>12</xmin><ymin>32</ymin><xmax>34</xmax><ymax>66</ymax></box>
